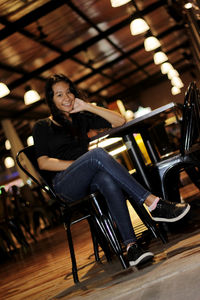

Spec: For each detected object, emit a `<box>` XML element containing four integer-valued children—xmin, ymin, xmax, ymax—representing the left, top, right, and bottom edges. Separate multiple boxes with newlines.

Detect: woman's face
<box><xmin>52</xmin><ymin>81</ymin><xmax>75</xmax><ymax>114</ymax></box>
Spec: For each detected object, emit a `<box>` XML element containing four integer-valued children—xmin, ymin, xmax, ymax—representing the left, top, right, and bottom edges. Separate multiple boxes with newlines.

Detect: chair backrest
<box><xmin>180</xmin><ymin>81</ymin><xmax>200</xmax><ymax>155</ymax></box>
<box><xmin>16</xmin><ymin>145</ymin><xmax>66</xmax><ymax>207</ymax></box>
<box><xmin>193</xmin><ymin>87</ymin><xmax>200</xmax><ymax>138</ymax></box>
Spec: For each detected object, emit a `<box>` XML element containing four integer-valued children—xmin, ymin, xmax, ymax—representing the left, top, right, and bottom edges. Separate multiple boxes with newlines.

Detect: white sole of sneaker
<box><xmin>151</xmin><ymin>203</ymin><xmax>190</xmax><ymax>222</ymax></box>
<box><xmin>129</xmin><ymin>251</ymin><xmax>154</xmax><ymax>266</ymax></box>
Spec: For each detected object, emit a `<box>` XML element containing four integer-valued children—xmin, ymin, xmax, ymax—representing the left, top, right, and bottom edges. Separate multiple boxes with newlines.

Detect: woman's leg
<box><xmin>90</xmin><ymin>171</ymin><xmax>137</xmax><ymax>245</ymax></box>
<box><xmin>53</xmin><ymin>148</ymin><xmax>150</xmax><ymax>204</ymax></box>
<box><xmin>53</xmin><ymin>148</ymin><xmax>189</xmax><ymax>224</ymax></box>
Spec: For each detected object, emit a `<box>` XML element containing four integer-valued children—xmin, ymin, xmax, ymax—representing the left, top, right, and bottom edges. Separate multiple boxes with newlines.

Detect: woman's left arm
<box><xmin>71</xmin><ymin>98</ymin><xmax>126</xmax><ymax>127</ymax></box>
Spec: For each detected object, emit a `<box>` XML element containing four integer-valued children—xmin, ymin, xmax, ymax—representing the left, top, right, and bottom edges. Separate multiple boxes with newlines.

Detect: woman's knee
<box><xmin>91</xmin><ymin>172</ymin><xmax>119</xmax><ymax>193</ymax></box>
<box><xmin>90</xmin><ymin>147</ymin><xmax>107</xmax><ymax>155</ymax></box>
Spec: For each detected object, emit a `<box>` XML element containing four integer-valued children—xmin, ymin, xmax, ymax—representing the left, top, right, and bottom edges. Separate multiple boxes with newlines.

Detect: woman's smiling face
<box><xmin>52</xmin><ymin>81</ymin><xmax>75</xmax><ymax>114</ymax></box>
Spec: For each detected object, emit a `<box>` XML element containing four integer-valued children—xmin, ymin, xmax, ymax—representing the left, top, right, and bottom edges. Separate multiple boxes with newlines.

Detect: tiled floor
<box><xmin>1</xmin><ymin>184</ymin><xmax>200</xmax><ymax>300</ymax></box>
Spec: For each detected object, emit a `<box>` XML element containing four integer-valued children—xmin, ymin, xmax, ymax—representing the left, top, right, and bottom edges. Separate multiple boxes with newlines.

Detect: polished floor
<box><xmin>1</xmin><ymin>181</ymin><xmax>200</xmax><ymax>300</ymax></box>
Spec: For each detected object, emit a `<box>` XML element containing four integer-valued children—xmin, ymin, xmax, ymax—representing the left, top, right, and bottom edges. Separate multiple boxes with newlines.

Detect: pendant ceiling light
<box><xmin>130</xmin><ymin>18</ymin><xmax>150</xmax><ymax>35</ymax></box>
<box><xmin>4</xmin><ymin>156</ymin><xmax>15</xmax><ymax>168</ymax></box>
<box><xmin>0</xmin><ymin>82</ymin><xmax>10</xmax><ymax>98</ymax></box>
<box><xmin>167</xmin><ymin>69</ymin><xmax>179</xmax><ymax>80</ymax></box>
<box><xmin>184</xmin><ymin>2</ymin><xmax>193</xmax><ymax>9</ymax></box>
<box><xmin>160</xmin><ymin>62</ymin><xmax>173</xmax><ymax>74</ymax></box>
<box><xmin>27</xmin><ymin>136</ymin><xmax>34</xmax><ymax>146</ymax></box>
<box><xmin>24</xmin><ymin>86</ymin><xmax>41</xmax><ymax>105</ymax></box>
<box><xmin>110</xmin><ymin>0</ymin><xmax>131</xmax><ymax>7</ymax></box>
<box><xmin>171</xmin><ymin>76</ymin><xmax>184</xmax><ymax>88</ymax></box>
<box><xmin>171</xmin><ymin>86</ymin><xmax>181</xmax><ymax>95</ymax></box>
<box><xmin>153</xmin><ymin>51</ymin><xmax>168</xmax><ymax>65</ymax></box>
<box><xmin>144</xmin><ymin>36</ymin><xmax>161</xmax><ymax>51</ymax></box>
<box><xmin>5</xmin><ymin>139</ymin><xmax>11</xmax><ymax>150</ymax></box>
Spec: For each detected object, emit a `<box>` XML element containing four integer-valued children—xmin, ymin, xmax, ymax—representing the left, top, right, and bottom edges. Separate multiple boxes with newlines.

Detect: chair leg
<box><xmin>91</xmin><ymin>194</ymin><xmax>128</xmax><ymax>269</ymax></box>
<box><xmin>94</xmin><ymin>214</ymin><xmax>127</xmax><ymax>268</ymax></box>
<box><xmin>87</xmin><ymin>217</ymin><xmax>100</xmax><ymax>262</ymax></box>
<box><xmin>88</xmin><ymin>216</ymin><xmax>113</xmax><ymax>262</ymax></box>
<box><xmin>64</xmin><ymin>222</ymin><xmax>79</xmax><ymax>283</ymax></box>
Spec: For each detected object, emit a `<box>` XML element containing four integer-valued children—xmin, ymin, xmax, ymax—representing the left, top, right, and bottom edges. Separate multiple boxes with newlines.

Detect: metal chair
<box><xmin>16</xmin><ymin>145</ymin><xmax>127</xmax><ymax>283</ymax></box>
<box><xmin>150</xmin><ymin>82</ymin><xmax>200</xmax><ymax>201</ymax></box>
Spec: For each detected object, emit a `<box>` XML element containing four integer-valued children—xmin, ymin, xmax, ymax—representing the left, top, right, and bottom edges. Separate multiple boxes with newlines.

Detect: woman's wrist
<box><xmin>83</xmin><ymin>102</ymin><xmax>96</xmax><ymax>112</ymax></box>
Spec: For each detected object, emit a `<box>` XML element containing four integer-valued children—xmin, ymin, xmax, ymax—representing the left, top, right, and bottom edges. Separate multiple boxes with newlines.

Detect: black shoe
<box><xmin>127</xmin><ymin>243</ymin><xmax>154</xmax><ymax>267</ymax></box>
<box><xmin>151</xmin><ymin>199</ymin><xmax>190</xmax><ymax>222</ymax></box>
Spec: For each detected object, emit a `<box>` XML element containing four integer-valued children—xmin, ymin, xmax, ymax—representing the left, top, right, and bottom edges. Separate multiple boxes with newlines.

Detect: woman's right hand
<box><xmin>70</xmin><ymin>98</ymin><xmax>87</xmax><ymax>114</ymax></box>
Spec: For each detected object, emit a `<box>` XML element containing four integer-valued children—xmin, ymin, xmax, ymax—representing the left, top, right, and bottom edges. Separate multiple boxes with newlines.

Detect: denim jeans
<box><xmin>53</xmin><ymin>148</ymin><xmax>150</xmax><ymax>245</ymax></box>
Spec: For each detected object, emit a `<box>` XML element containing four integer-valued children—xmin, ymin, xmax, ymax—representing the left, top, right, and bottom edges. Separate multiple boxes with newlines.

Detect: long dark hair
<box><xmin>45</xmin><ymin>74</ymin><xmax>80</xmax><ymax>126</ymax></box>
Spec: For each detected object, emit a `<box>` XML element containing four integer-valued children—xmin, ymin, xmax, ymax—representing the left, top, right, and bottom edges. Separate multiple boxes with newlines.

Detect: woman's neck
<box><xmin>49</xmin><ymin>115</ymin><xmax>72</xmax><ymax>126</ymax></box>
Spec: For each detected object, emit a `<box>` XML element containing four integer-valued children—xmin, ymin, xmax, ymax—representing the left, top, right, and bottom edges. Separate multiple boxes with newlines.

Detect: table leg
<box><xmin>123</xmin><ymin>134</ymin><xmax>151</xmax><ymax>190</ymax></box>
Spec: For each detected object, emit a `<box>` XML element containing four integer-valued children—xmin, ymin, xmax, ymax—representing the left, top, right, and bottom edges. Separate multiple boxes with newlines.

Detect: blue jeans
<box><xmin>53</xmin><ymin>148</ymin><xmax>150</xmax><ymax>245</ymax></box>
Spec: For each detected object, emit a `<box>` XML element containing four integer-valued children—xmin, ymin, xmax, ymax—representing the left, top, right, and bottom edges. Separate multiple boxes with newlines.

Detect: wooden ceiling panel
<box><xmin>0</xmin><ymin>71</ymin><xmax>21</xmax><ymax>85</ymax></box>
<box><xmin>109</xmin><ymin>25</ymin><xmax>144</xmax><ymax>51</ymax></box>
<box><xmin>73</xmin><ymin>0</ymin><xmax>129</xmax><ymax>27</ymax></box>
<box><xmin>85</xmin><ymin>39</ymin><xmax>121</xmax><ymax>68</ymax></box>
<box><xmin>122</xmin><ymin>71</ymin><xmax>148</xmax><ymax>86</ymax></box>
<box><xmin>30</xmin><ymin>5</ymin><xmax>96</xmax><ymax>51</ymax></box>
<box><xmin>3</xmin><ymin>0</ymin><xmax>51</xmax><ymax>21</ymax></box>
<box><xmin>103</xmin><ymin>58</ymin><xmax>137</xmax><ymax>79</ymax></box>
<box><xmin>78</xmin><ymin>74</ymin><xmax>111</xmax><ymax>93</ymax></box>
<box><xmin>168</xmin><ymin>51</ymin><xmax>185</xmax><ymax>65</ymax></box>
<box><xmin>99</xmin><ymin>83</ymin><xmax>125</xmax><ymax>98</ymax></box>
<box><xmin>130</xmin><ymin>50</ymin><xmax>153</xmax><ymax>67</ymax></box>
<box><xmin>0</xmin><ymin>0</ymin><xmax>32</xmax><ymax>18</ymax></box>
<box><xmin>44</xmin><ymin>59</ymin><xmax>92</xmax><ymax>82</ymax></box>
<box><xmin>0</xmin><ymin>32</ymin><xmax>59</xmax><ymax>70</ymax></box>
<box><xmin>146</xmin><ymin>8</ymin><xmax>176</xmax><ymax>35</ymax></box>
<box><xmin>144</xmin><ymin>63</ymin><xmax>161</xmax><ymax>76</ymax></box>
<box><xmin>161</xmin><ymin>29</ymin><xmax>188</xmax><ymax>51</ymax></box>
<box><xmin>136</xmin><ymin>0</ymin><xmax>159</xmax><ymax>10</ymax></box>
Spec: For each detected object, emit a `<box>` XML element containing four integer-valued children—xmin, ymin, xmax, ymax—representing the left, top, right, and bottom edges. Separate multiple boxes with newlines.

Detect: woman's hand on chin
<box><xmin>70</xmin><ymin>98</ymin><xmax>87</xmax><ymax>113</ymax></box>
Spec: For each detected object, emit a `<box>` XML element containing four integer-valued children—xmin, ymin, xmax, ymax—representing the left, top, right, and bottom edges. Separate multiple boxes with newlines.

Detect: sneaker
<box><xmin>151</xmin><ymin>198</ymin><xmax>190</xmax><ymax>222</ymax></box>
<box><xmin>127</xmin><ymin>243</ymin><xmax>154</xmax><ymax>267</ymax></box>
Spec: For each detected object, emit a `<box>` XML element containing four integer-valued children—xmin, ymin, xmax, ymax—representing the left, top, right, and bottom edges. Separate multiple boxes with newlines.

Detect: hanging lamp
<box><xmin>27</xmin><ymin>136</ymin><xmax>34</xmax><ymax>146</ymax></box>
<box><xmin>4</xmin><ymin>156</ymin><xmax>15</xmax><ymax>168</ymax></box>
<box><xmin>144</xmin><ymin>36</ymin><xmax>161</xmax><ymax>51</ymax></box>
<box><xmin>160</xmin><ymin>62</ymin><xmax>174</xmax><ymax>74</ymax></box>
<box><xmin>24</xmin><ymin>86</ymin><xmax>41</xmax><ymax>105</ymax></box>
<box><xmin>171</xmin><ymin>86</ymin><xmax>181</xmax><ymax>95</ymax></box>
<box><xmin>167</xmin><ymin>69</ymin><xmax>179</xmax><ymax>80</ymax></box>
<box><xmin>171</xmin><ymin>77</ymin><xmax>184</xmax><ymax>88</ymax></box>
<box><xmin>153</xmin><ymin>51</ymin><xmax>168</xmax><ymax>65</ymax></box>
<box><xmin>0</xmin><ymin>82</ymin><xmax>10</xmax><ymax>98</ymax></box>
<box><xmin>184</xmin><ymin>2</ymin><xmax>193</xmax><ymax>9</ymax></box>
<box><xmin>130</xmin><ymin>18</ymin><xmax>149</xmax><ymax>35</ymax></box>
<box><xmin>5</xmin><ymin>139</ymin><xmax>11</xmax><ymax>150</ymax></box>
<box><xmin>110</xmin><ymin>0</ymin><xmax>131</xmax><ymax>7</ymax></box>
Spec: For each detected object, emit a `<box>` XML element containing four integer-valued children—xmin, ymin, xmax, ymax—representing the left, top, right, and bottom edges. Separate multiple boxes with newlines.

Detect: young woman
<box><xmin>33</xmin><ymin>74</ymin><xmax>190</xmax><ymax>267</ymax></box>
